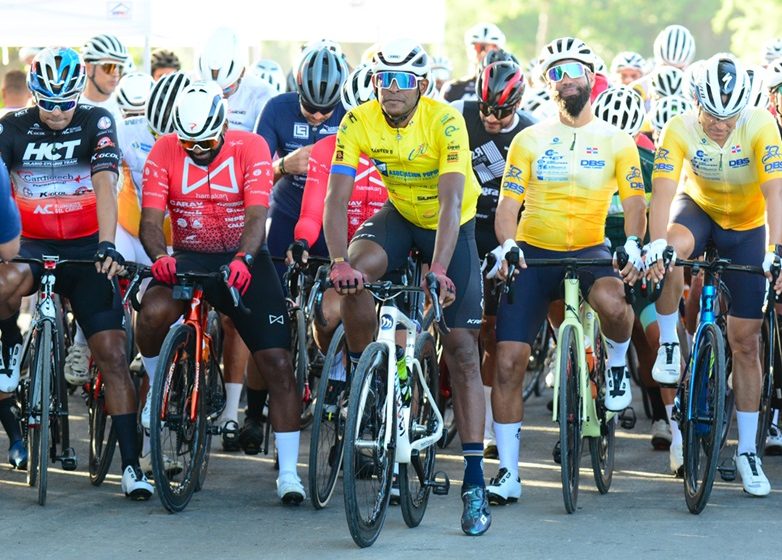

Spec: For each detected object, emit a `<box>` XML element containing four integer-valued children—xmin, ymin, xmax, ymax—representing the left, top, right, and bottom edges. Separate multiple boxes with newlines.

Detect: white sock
<box><xmin>666</xmin><ymin>405</ymin><xmax>682</xmax><ymax>446</ymax></box>
<box><xmin>275</xmin><ymin>431</ymin><xmax>301</xmax><ymax>477</ymax></box>
<box><xmin>142</xmin><ymin>433</ymin><xmax>150</xmax><ymax>456</ymax></box>
<box><xmin>736</xmin><ymin>411</ymin><xmax>759</xmax><ymax>455</ymax></box>
<box><xmin>483</xmin><ymin>385</ymin><xmax>495</xmax><ymax>443</ymax></box>
<box><xmin>141</xmin><ymin>355</ymin><xmax>159</xmax><ymax>389</ymax></box>
<box><xmin>656</xmin><ymin>311</ymin><xmax>679</xmax><ymax>345</ymax></box>
<box><xmin>328</xmin><ymin>351</ymin><xmax>346</xmax><ymax>381</ymax></box>
<box><xmin>773</xmin><ymin>408</ymin><xmax>780</xmax><ymax>426</ymax></box>
<box><xmin>220</xmin><ymin>383</ymin><xmax>243</xmax><ymax>424</ymax></box>
<box><xmin>74</xmin><ymin>323</ymin><xmax>87</xmax><ymax>346</ymax></box>
<box><xmin>494</xmin><ymin>421</ymin><xmax>521</xmax><ymax>477</ymax></box>
<box><xmin>605</xmin><ymin>337</ymin><xmax>629</xmax><ymax>369</ymax></box>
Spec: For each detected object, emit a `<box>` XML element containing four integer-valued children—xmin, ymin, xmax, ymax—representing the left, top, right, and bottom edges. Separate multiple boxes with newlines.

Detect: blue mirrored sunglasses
<box><xmin>547</xmin><ymin>62</ymin><xmax>587</xmax><ymax>82</ymax></box>
<box><xmin>374</xmin><ymin>71</ymin><xmax>419</xmax><ymax>90</ymax></box>
<box><xmin>35</xmin><ymin>95</ymin><xmax>78</xmax><ymax>112</ymax></box>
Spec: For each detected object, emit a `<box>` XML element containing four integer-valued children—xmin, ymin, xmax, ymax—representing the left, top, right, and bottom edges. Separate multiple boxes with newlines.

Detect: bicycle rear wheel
<box><xmin>343</xmin><ymin>342</ymin><xmax>395</xmax><ymax>548</ymax></box>
<box><xmin>88</xmin><ymin>369</ymin><xmax>117</xmax><ymax>486</ymax></box>
<box><xmin>757</xmin><ymin>313</ymin><xmax>778</xmax><ymax>457</ymax></box>
<box><xmin>150</xmin><ymin>323</ymin><xmax>206</xmax><ymax>512</ymax></box>
<box><xmin>558</xmin><ymin>325</ymin><xmax>582</xmax><ymax>514</ymax></box>
<box><xmin>400</xmin><ymin>332</ymin><xmax>439</xmax><ymax>528</ymax></box>
<box><xmin>588</xmin><ymin>329</ymin><xmax>615</xmax><ymax>494</ymax></box>
<box><xmin>309</xmin><ymin>324</ymin><xmax>349</xmax><ymax>509</ymax></box>
<box><xmin>682</xmin><ymin>322</ymin><xmax>725</xmax><ymax>514</ymax></box>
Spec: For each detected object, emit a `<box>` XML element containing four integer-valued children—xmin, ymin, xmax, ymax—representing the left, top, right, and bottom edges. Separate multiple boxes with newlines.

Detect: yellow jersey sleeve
<box><xmin>331</xmin><ymin>110</ymin><xmax>365</xmax><ymax>176</ymax></box>
<box><xmin>614</xmin><ymin>131</ymin><xmax>645</xmax><ymax>200</ymax></box>
<box><xmin>753</xmin><ymin>112</ymin><xmax>782</xmax><ymax>184</ymax></box>
<box><xmin>651</xmin><ymin>115</ymin><xmax>687</xmax><ymax>184</ymax></box>
<box><xmin>499</xmin><ymin>131</ymin><xmax>532</xmax><ymax>204</ymax></box>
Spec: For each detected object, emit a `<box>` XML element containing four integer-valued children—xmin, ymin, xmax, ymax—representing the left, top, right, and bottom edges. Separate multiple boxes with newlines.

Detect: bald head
<box><xmin>3</xmin><ymin>70</ymin><xmax>31</xmax><ymax>110</ymax></box>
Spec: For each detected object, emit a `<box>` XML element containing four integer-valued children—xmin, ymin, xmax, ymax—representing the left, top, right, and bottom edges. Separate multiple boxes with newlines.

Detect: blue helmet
<box><xmin>27</xmin><ymin>47</ymin><xmax>86</xmax><ymax>99</ymax></box>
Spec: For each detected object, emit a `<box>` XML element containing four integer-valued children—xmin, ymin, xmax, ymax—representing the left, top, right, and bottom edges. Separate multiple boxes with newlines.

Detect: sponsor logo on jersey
<box><xmin>293</xmin><ymin>123</ymin><xmax>309</xmax><ymax>139</ymax></box>
<box><xmin>506</xmin><ymin>165</ymin><xmax>523</xmax><ymax>179</ymax></box>
<box><xmin>502</xmin><ymin>181</ymin><xmax>524</xmax><ymax>195</ymax></box>
<box><xmin>444</xmin><ymin>125</ymin><xmax>459</xmax><ymax>137</ymax></box>
<box><xmin>446</xmin><ymin>152</ymin><xmax>458</xmax><ymax>163</ymax></box>
<box><xmin>580</xmin><ymin>159</ymin><xmax>605</xmax><ymax>169</ymax></box>
<box><xmin>585</xmin><ymin>146</ymin><xmax>598</xmax><ymax>155</ymax></box>
<box><xmin>655</xmin><ymin>148</ymin><xmax>670</xmax><ymax>161</ymax></box>
<box><xmin>181</xmin><ymin>157</ymin><xmax>240</xmax><ymax>195</ymax></box>
<box><xmin>61</xmin><ymin>126</ymin><xmax>83</xmax><ymax>134</ymax></box>
<box><xmin>408</xmin><ymin>144</ymin><xmax>427</xmax><ymax>161</ymax></box>
<box><xmin>97</xmin><ymin>116</ymin><xmax>112</xmax><ymax>130</ymax></box>
<box><xmin>654</xmin><ymin>163</ymin><xmax>674</xmax><ymax>172</ymax></box>
<box><xmin>23</xmin><ymin>140</ymin><xmax>81</xmax><ymax>161</ymax></box>
<box><xmin>729</xmin><ymin>157</ymin><xmax>750</xmax><ymax>168</ymax></box>
<box><xmin>96</xmin><ymin>136</ymin><xmax>115</xmax><ymax>149</ymax></box>
<box><xmin>762</xmin><ymin>145</ymin><xmax>781</xmax><ymax>164</ymax></box>
<box><xmin>730</xmin><ymin>145</ymin><xmax>741</xmax><ymax>154</ymax></box>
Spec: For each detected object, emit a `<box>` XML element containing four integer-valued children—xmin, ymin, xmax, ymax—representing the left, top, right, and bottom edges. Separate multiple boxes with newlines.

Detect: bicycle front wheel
<box><xmin>150</xmin><ymin>323</ymin><xmax>206</xmax><ymax>512</ymax></box>
<box><xmin>400</xmin><ymin>332</ymin><xmax>439</xmax><ymax>528</ymax></box>
<box><xmin>558</xmin><ymin>325</ymin><xmax>582</xmax><ymax>514</ymax></box>
<box><xmin>343</xmin><ymin>342</ymin><xmax>395</xmax><ymax>548</ymax></box>
<box><xmin>291</xmin><ymin>307</ymin><xmax>308</xmax><ymax>399</ymax></box>
<box><xmin>682</xmin><ymin>322</ymin><xmax>726</xmax><ymax>514</ymax></box>
<box><xmin>757</xmin><ymin>313</ymin><xmax>778</xmax><ymax>457</ymax></box>
<box><xmin>588</xmin><ymin>327</ymin><xmax>615</xmax><ymax>494</ymax></box>
<box><xmin>28</xmin><ymin>321</ymin><xmax>52</xmax><ymax>506</ymax></box>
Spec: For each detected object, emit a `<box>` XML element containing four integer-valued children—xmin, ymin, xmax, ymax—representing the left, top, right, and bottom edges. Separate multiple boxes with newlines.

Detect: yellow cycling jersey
<box><xmin>500</xmin><ymin>117</ymin><xmax>644</xmax><ymax>251</ymax></box>
<box><xmin>652</xmin><ymin>107</ymin><xmax>782</xmax><ymax>231</ymax></box>
<box><xmin>331</xmin><ymin>96</ymin><xmax>480</xmax><ymax>229</ymax></box>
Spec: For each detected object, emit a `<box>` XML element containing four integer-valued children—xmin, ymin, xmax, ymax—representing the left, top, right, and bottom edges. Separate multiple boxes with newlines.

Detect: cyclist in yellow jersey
<box><xmin>324</xmin><ymin>39</ymin><xmax>490</xmax><ymax>536</ymax></box>
<box><xmin>489</xmin><ymin>39</ymin><xmax>646</xmax><ymax>499</ymax></box>
<box><xmin>647</xmin><ymin>55</ymin><xmax>782</xmax><ymax>496</ymax></box>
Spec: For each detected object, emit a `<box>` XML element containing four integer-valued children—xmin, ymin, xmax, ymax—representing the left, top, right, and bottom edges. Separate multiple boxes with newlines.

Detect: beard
<box><xmin>554</xmin><ymin>83</ymin><xmax>591</xmax><ymax>118</ymax></box>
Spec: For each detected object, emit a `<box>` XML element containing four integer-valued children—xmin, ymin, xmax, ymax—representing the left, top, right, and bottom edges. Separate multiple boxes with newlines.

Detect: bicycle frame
<box><xmin>683</xmin><ymin>268</ymin><xmax>719</xmax><ymax>424</ymax></box>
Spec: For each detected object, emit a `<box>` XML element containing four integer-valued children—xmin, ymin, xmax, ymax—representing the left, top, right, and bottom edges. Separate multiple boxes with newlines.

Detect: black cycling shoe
<box><xmin>238</xmin><ymin>416</ymin><xmax>264</xmax><ymax>455</ymax></box>
<box><xmin>461</xmin><ymin>484</ymin><xmax>491</xmax><ymax>536</ymax></box>
<box><xmin>221</xmin><ymin>420</ymin><xmax>241</xmax><ymax>452</ymax></box>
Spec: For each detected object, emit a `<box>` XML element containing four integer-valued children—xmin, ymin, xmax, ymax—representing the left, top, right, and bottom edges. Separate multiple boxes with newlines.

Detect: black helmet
<box><xmin>476</xmin><ymin>61</ymin><xmax>525</xmax><ymax>108</ymax></box>
<box><xmin>150</xmin><ymin>49</ymin><xmax>181</xmax><ymax>74</ymax></box>
<box><xmin>478</xmin><ymin>48</ymin><xmax>520</xmax><ymax>74</ymax></box>
<box><xmin>296</xmin><ymin>47</ymin><xmax>347</xmax><ymax>112</ymax></box>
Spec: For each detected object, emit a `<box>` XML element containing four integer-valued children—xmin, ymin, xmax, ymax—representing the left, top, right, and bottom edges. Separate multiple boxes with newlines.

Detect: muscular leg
<box><xmin>729</xmin><ymin>316</ymin><xmax>763</xmax><ymax>455</ymax></box>
<box><xmin>341</xmin><ymin>239</ymin><xmax>387</xmax><ymax>356</ymax></box>
<box><xmin>313</xmin><ymin>288</ymin><xmax>341</xmax><ymax>353</ymax></box>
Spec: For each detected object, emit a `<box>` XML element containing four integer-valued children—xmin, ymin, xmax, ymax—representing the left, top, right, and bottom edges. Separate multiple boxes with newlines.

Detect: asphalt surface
<box><xmin>1</xmin><ymin>384</ymin><xmax>781</xmax><ymax>559</ymax></box>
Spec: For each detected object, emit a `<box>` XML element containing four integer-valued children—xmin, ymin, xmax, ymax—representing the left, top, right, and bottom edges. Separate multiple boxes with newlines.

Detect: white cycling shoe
<box><xmin>652</xmin><ymin>343</ymin><xmax>681</xmax><ymax>385</ymax></box>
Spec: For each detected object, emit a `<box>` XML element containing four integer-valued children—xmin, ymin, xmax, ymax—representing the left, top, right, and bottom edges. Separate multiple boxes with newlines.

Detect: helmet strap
<box><xmin>88</xmin><ymin>66</ymin><xmax>111</xmax><ymax>98</ymax></box>
<box><xmin>380</xmin><ymin>87</ymin><xmax>421</xmax><ymax>128</ymax></box>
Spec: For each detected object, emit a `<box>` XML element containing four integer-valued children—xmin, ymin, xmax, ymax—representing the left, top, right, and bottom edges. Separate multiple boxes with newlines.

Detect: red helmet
<box><xmin>476</xmin><ymin>61</ymin><xmax>525</xmax><ymax>108</ymax></box>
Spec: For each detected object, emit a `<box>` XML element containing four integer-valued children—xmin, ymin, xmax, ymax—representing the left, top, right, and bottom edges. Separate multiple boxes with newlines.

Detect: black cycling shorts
<box><xmin>149</xmin><ymin>250</ymin><xmax>290</xmax><ymax>352</ymax></box>
<box><xmin>351</xmin><ymin>203</ymin><xmax>483</xmax><ymax>330</ymax></box>
<box><xmin>19</xmin><ymin>235</ymin><xmax>124</xmax><ymax>338</ymax></box>
<box><xmin>671</xmin><ymin>193</ymin><xmax>765</xmax><ymax>319</ymax></box>
<box><xmin>496</xmin><ymin>242</ymin><xmax>621</xmax><ymax>345</ymax></box>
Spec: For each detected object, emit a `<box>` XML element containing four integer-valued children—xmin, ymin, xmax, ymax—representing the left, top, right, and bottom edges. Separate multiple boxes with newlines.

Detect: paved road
<box><xmin>1</xmin><ymin>387</ymin><xmax>780</xmax><ymax>559</ymax></box>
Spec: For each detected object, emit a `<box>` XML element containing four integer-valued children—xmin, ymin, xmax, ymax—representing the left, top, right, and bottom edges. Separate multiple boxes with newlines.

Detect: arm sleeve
<box><xmin>331</xmin><ymin>110</ymin><xmax>362</xmax><ymax>178</ymax></box>
<box><xmin>436</xmin><ymin>109</ymin><xmax>470</xmax><ymax>176</ymax></box>
<box><xmin>614</xmin><ymin>132</ymin><xmax>645</xmax><ymax>201</ymax></box>
<box><xmin>242</xmin><ymin>135</ymin><xmax>273</xmax><ymax>208</ymax></box>
<box><xmin>255</xmin><ymin>98</ymin><xmax>279</xmax><ymax>156</ymax></box>
<box><xmin>499</xmin><ymin>133</ymin><xmax>531</xmax><ymax>205</ymax></box>
<box><xmin>651</xmin><ymin>117</ymin><xmax>686</xmax><ymax>184</ymax></box>
<box><xmin>295</xmin><ymin>135</ymin><xmax>334</xmax><ymax>246</ymax></box>
<box><xmin>0</xmin><ymin>161</ymin><xmax>20</xmax><ymax>244</ymax></box>
<box><xmin>89</xmin><ymin>109</ymin><xmax>121</xmax><ymax>176</ymax></box>
<box><xmin>753</xmin><ymin>111</ymin><xmax>782</xmax><ymax>183</ymax></box>
<box><xmin>141</xmin><ymin>139</ymin><xmax>171</xmax><ymax>211</ymax></box>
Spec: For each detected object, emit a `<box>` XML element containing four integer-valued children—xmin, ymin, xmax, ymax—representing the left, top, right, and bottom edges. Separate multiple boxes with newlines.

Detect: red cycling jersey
<box><xmin>294</xmin><ymin>134</ymin><xmax>386</xmax><ymax>246</ymax></box>
<box><xmin>142</xmin><ymin>130</ymin><xmax>273</xmax><ymax>253</ymax></box>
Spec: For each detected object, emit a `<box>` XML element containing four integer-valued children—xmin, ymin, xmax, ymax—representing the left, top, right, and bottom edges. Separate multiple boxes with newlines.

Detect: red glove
<box><xmin>424</xmin><ymin>262</ymin><xmax>456</xmax><ymax>302</ymax></box>
<box><xmin>227</xmin><ymin>258</ymin><xmax>252</xmax><ymax>295</ymax></box>
<box><xmin>329</xmin><ymin>260</ymin><xmax>364</xmax><ymax>292</ymax></box>
<box><xmin>151</xmin><ymin>255</ymin><xmax>177</xmax><ymax>285</ymax></box>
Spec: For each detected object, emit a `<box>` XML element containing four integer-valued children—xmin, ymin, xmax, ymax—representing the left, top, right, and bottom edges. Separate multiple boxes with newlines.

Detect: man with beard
<box><xmin>487</xmin><ymin>37</ymin><xmax>646</xmax><ymax>502</ymax></box>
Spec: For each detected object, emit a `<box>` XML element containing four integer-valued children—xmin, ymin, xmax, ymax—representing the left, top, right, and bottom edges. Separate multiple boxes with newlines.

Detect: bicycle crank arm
<box><xmin>717</xmin><ymin>456</ymin><xmax>736</xmax><ymax>482</ymax></box>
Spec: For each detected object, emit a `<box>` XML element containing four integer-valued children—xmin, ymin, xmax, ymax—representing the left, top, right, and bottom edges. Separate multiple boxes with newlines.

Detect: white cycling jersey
<box><xmin>227</xmin><ymin>74</ymin><xmax>276</xmax><ymax>132</ymax></box>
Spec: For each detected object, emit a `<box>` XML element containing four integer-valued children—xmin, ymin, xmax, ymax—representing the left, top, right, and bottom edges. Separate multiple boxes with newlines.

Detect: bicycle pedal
<box><xmin>717</xmin><ymin>457</ymin><xmax>736</xmax><ymax>482</ymax></box>
<box><xmin>619</xmin><ymin>407</ymin><xmax>636</xmax><ymax>430</ymax></box>
<box><xmin>60</xmin><ymin>448</ymin><xmax>78</xmax><ymax>471</ymax></box>
<box><xmin>429</xmin><ymin>470</ymin><xmax>450</xmax><ymax>495</ymax></box>
<box><xmin>552</xmin><ymin>441</ymin><xmax>562</xmax><ymax>465</ymax></box>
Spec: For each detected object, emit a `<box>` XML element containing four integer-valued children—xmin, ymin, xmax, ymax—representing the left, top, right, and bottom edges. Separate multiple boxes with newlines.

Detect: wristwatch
<box><xmin>234</xmin><ymin>252</ymin><xmax>254</xmax><ymax>267</ymax></box>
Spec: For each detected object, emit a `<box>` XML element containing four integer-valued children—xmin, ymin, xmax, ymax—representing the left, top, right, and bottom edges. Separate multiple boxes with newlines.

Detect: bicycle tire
<box><xmin>291</xmin><ymin>307</ymin><xmax>308</xmax><ymax>399</ymax></box>
<box><xmin>757</xmin><ymin>314</ymin><xmax>777</xmax><ymax>457</ymax></box>
<box><xmin>343</xmin><ymin>342</ymin><xmax>395</xmax><ymax>548</ymax></box>
<box><xmin>400</xmin><ymin>332</ymin><xmax>439</xmax><ymax>528</ymax></box>
<box><xmin>309</xmin><ymin>324</ymin><xmax>349</xmax><ymax>509</ymax></box>
<box><xmin>682</xmin><ymin>322</ymin><xmax>725</xmax><ymax>514</ymax></box>
<box><xmin>33</xmin><ymin>321</ymin><xmax>52</xmax><ymax>506</ymax></box>
<box><xmin>195</xmin><ymin>348</ymin><xmax>223</xmax><ymax>493</ymax></box>
<box><xmin>150</xmin><ymin>323</ymin><xmax>206</xmax><ymax>512</ymax></box>
<box><xmin>589</xmin><ymin>327</ymin><xmax>615</xmax><ymax>494</ymax></box>
<box><xmin>558</xmin><ymin>325</ymin><xmax>581</xmax><ymax>514</ymax></box>
<box><xmin>88</xmin><ymin>368</ymin><xmax>117</xmax><ymax>486</ymax></box>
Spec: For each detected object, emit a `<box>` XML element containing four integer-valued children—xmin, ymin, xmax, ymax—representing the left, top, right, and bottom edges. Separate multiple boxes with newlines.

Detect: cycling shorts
<box><xmin>496</xmin><ymin>242</ymin><xmax>620</xmax><ymax>345</ymax></box>
<box><xmin>351</xmin><ymin>202</ymin><xmax>483</xmax><ymax>330</ymax></box>
<box><xmin>671</xmin><ymin>193</ymin><xmax>765</xmax><ymax>319</ymax></box>
<box><xmin>19</xmin><ymin>235</ymin><xmax>124</xmax><ymax>338</ymax></box>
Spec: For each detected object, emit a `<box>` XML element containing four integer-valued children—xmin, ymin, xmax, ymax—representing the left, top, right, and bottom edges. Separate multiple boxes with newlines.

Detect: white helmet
<box><xmin>696</xmin><ymin>55</ymin><xmax>751</xmax><ymax>118</ymax></box>
<box><xmin>763</xmin><ymin>38</ymin><xmax>782</xmax><ymax>65</ymax></box>
<box><xmin>251</xmin><ymin>59</ymin><xmax>286</xmax><ymax>93</ymax></box>
<box><xmin>610</xmin><ymin>51</ymin><xmax>646</xmax><ymax>74</ymax></box>
<box><xmin>650</xmin><ymin>94</ymin><xmax>694</xmax><ymax>132</ymax></box>
<box><xmin>302</xmin><ymin>38</ymin><xmax>343</xmax><ymax>57</ymax></box>
<box><xmin>464</xmin><ymin>23</ymin><xmax>506</xmax><ymax>48</ymax></box>
<box><xmin>593</xmin><ymin>86</ymin><xmax>646</xmax><ymax>136</ymax></box>
<box><xmin>651</xmin><ymin>66</ymin><xmax>684</xmax><ymax>97</ymax></box>
<box><xmin>340</xmin><ymin>63</ymin><xmax>375</xmax><ymax>110</ymax></box>
<box><xmin>682</xmin><ymin>59</ymin><xmax>706</xmax><ymax>102</ymax></box>
<box><xmin>373</xmin><ymin>38</ymin><xmax>430</xmax><ymax>77</ymax></box>
<box><xmin>654</xmin><ymin>25</ymin><xmax>695</xmax><ymax>68</ymax></box>
<box><xmin>82</xmin><ymin>34</ymin><xmax>130</xmax><ymax>65</ymax></box>
<box><xmin>116</xmin><ymin>72</ymin><xmax>154</xmax><ymax>116</ymax></box>
<box><xmin>198</xmin><ymin>27</ymin><xmax>246</xmax><ymax>91</ymax></box>
<box><xmin>539</xmin><ymin>37</ymin><xmax>595</xmax><ymax>73</ymax></box>
<box><xmin>766</xmin><ymin>59</ymin><xmax>782</xmax><ymax>91</ymax></box>
<box><xmin>173</xmin><ymin>81</ymin><xmax>227</xmax><ymax>141</ymax></box>
<box><xmin>430</xmin><ymin>55</ymin><xmax>453</xmax><ymax>82</ymax></box>
<box><xmin>520</xmin><ymin>87</ymin><xmax>557</xmax><ymax>119</ymax></box>
<box><xmin>146</xmin><ymin>71</ymin><xmax>191</xmax><ymax>136</ymax></box>
<box><xmin>745</xmin><ymin>65</ymin><xmax>769</xmax><ymax>109</ymax></box>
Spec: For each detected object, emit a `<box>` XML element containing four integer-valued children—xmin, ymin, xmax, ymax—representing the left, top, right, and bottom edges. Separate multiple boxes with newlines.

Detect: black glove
<box><xmin>287</xmin><ymin>239</ymin><xmax>310</xmax><ymax>265</ymax></box>
<box><xmin>94</xmin><ymin>241</ymin><xmax>125</xmax><ymax>267</ymax></box>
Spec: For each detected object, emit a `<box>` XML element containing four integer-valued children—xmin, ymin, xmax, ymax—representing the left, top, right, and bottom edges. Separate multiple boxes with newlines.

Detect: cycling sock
<box><xmin>647</xmin><ymin>386</ymin><xmax>667</xmax><ymax>422</ymax></box>
<box><xmin>656</xmin><ymin>311</ymin><xmax>679</xmax><ymax>345</ymax></box>
<box><xmin>0</xmin><ymin>397</ymin><xmax>22</xmax><ymax>445</ymax></box>
<box><xmin>141</xmin><ymin>355</ymin><xmax>158</xmax><ymax>389</ymax></box>
<box><xmin>348</xmin><ymin>351</ymin><xmax>362</xmax><ymax>367</ymax></box>
<box><xmin>494</xmin><ymin>421</ymin><xmax>521</xmax><ymax>477</ymax></box>
<box><xmin>142</xmin><ymin>433</ymin><xmax>150</xmax><ymax>456</ymax></box>
<box><xmin>736</xmin><ymin>411</ymin><xmax>759</xmax><ymax>455</ymax></box>
<box><xmin>246</xmin><ymin>388</ymin><xmax>267</xmax><ymax>420</ymax></box>
<box><xmin>0</xmin><ymin>312</ymin><xmax>21</xmax><ymax>364</ymax></box>
<box><xmin>666</xmin><ymin>405</ymin><xmax>682</xmax><ymax>446</ymax></box>
<box><xmin>275</xmin><ymin>430</ymin><xmax>300</xmax><ymax>476</ymax></box>
<box><xmin>221</xmin><ymin>382</ymin><xmax>242</xmax><ymax>423</ymax></box>
<box><xmin>483</xmin><ymin>385</ymin><xmax>494</xmax><ymax>443</ymax></box>
<box><xmin>112</xmin><ymin>413</ymin><xmax>139</xmax><ymax>470</ymax></box>
<box><xmin>74</xmin><ymin>323</ymin><xmax>87</xmax><ymax>346</ymax></box>
<box><xmin>462</xmin><ymin>442</ymin><xmax>485</xmax><ymax>489</ymax></box>
<box><xmin>328</xmin><ymin>351</ymin><xmax>346</xmax><ymax>381</ymax></box>
<box><xmin>604</xmin><ymin>337</ymin><xmax>629</xmax><ymax>369</ymax></box>
<box><xmin>773</xmin><ymin>408</ymin><xmax>780</xmax><ymax>427</ymax></box>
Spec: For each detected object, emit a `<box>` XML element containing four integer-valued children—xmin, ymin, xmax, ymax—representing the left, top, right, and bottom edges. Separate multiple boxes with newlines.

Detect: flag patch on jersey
<box><xmin>586</xmin><ymin>146</ymin><xmax>598</xmax><ymax>155</ymax></box>
<box><xmin>730</xmin><ymin>145</ymin><xmax>741</xmax><ymax>154</ymax></box>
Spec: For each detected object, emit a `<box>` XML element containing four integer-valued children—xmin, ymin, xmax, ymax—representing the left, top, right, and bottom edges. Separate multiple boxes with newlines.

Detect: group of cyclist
<box><xmin>0</xmin><ymin>20</ymin><xmax>781</xmax><ymax>538</ymax></box>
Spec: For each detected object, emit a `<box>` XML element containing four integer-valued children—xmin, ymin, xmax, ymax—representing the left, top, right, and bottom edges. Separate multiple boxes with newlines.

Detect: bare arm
<box><xmin>139</xmin><ymin>208</ymin><xmax>168</xmax><ymax>262</ymax></box>
<box><xmin>323</xmin><ymin>172</ymin><xmax>355</xmax><ymax>261</ymax></box>
<box><xmin>236</xmin><ymin>205</ymin><xmax>268</xmax><ymax>256</ymax></box>
<box><xmin>0</xmin><ymin>237</ymin><xmax>19</xmax><ymax>261</ymax></box>
<box><xmin>93</xmin><ymin>170</ymin><xmax>118</xmax><ymax>244</ymax></box>
<box><xmin>431</xmin><ymin>172</ymin><xmax>464</xmax><ymax>269</ymax></box>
